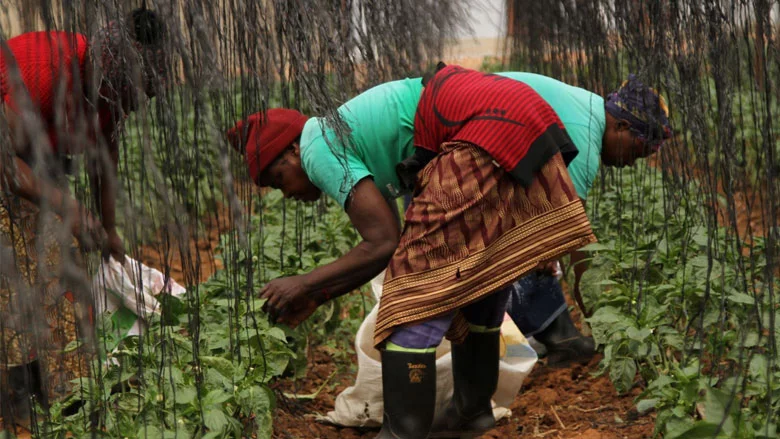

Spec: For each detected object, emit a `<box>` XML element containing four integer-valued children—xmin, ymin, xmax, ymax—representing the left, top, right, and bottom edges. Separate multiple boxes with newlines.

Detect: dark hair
<box><xmin>131</xmin><ymin>8</ymin><xmax>164</xmax><ymax>46</ymax></box>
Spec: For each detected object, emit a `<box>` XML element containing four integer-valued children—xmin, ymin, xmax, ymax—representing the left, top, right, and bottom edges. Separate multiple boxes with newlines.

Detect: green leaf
<box><xmin>749</xmin><ymin>354</ymin><xmax>768</xmax><ymax>382</ymax></box>
<box><xmin>609</xmin><ymin>358</ymin><xmax>636</xmax><ymax>394</ymax></box>
<box><xmin>636</xmin><ymin>398</ymin><xmax>658</xmax><ymax>414</ymax></box>
<box><xmin>581</xmin><ymin>242</ymin><xmax>611</xmax><ymax>252</ymax></box>
<box><xmin>665</xmin><ymin>417</ymin><xmax>695</xmax><ymax>439</ymax></box>
<box><xmin>114</xmin><ymin>392</ymin><xmax>144</xmax><ymax>413</ymax></box>
<box><xmin>200</xmin><ymin>355</ymin><xmax>235</xmax><ymax>377</ymax></box>
<box><xmin>743</xmin><ymin>331</ymin><xmax>760</xmax><ymax>348</ymax></box>
<box><xmin>204</xmin><ymin>388</ymin><xmax>233</xmax><ymax>406</ymax></box>
<box><xmin>206</xmin><ymin>368</ymin><xmax>232</xmax><ymax>389</ymax></box>
<box><xmin>137</xmin><ymin>425</ymin><xmax>164</xmax><ymax>439</ymax></box>
<box><xmin>678</xmin><ymin>421</ymin><xmax>726</xmax><ymax>439</ymax></box>
<box><xmin>690</xmin><ymin>255</ymin><xmax>710</xmax><ymax>269</ymax></box>
<box><xmin>726</xmin><ymin>291</ymin><xmax>755</xmax><ymax>305</ymax></box>
<box><xmin>587</xmin><ymin>306</ymin><xmax>626</xmax><ymax>325</ymax></box>
<box><xmin>648</xmin><ymin>375</ymin><xmax>675</xmax><ymax>391</ymax></box>
<box><xmin>174</xmin><ymin>387</ymin><xmax>197</xmax><ymax>405</ymax></box>
<box><xmin>255</xmin><ymin>410</ymin><xmax>274</xmax><ymax>439</ymax></box>
<box><xmin>204</xmin><ymin>409</ymin><xmax>229</xmax><ymax>433</ymax></box>
<box><xmin>755</xmin><ymin>422</ymin><xmax>777</xmax><ymax>439</ymax></box>
<box><xmin>626</xmin><ymin>327</ymin><xmax>651</xmax><ymax>342</ymax></box>
<box><xmin>264</xmin><ymin>327</ymin><xmax>288</xmax><ymax>342</ymax></box>
<box><xmin>260</xmin><ymin>351</ymin><xmax>292</xmax><ymax>380</ymax></box>
<box><xmin>701</xmin><ymin>388</ymin><xmax>737</xmax><ymax>435</ymax></box>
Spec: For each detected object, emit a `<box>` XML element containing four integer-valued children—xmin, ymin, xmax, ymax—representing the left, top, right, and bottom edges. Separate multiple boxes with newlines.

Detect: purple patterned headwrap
<box><xmin>605</xmin><ymin>74</ymin><xmax>672</xmax><ymax>151</ymax></box>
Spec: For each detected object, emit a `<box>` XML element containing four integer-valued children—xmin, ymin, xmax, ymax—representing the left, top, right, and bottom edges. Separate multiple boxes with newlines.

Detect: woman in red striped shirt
<box><xmin>0</xmin><ymin>8</ymin><xmax>166</xmax><ymax>427</ymax></box>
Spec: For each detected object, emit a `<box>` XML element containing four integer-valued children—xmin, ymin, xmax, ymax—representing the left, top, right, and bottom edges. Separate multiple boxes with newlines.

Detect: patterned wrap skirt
<box><xmin>374</xmin><ymin>143</ymin><xmax>596</xmax><ymax>347</ymax></box>
<box><xmin>0</xmin><ymin>195</ymin><xmax>94</xmax><ymax>401</ymax></box>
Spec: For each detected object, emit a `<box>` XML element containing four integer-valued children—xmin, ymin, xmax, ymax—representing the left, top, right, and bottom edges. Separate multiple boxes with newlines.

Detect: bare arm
<box><xmin>90</xmin><ymin>127</ymin><xmax>124</xmax><ymax>261</ymax></box>
<box><xmin>307</xmin><ymin>178</ymin><xmax>400</xmax><ymax>296</ymax></box>
<box><xmin>1</xmin><ymin>103</ymin><xmax>104</xmax><ymax>249</ymax></box>
<box><xmin>2</xmin><ymin>154</ymin><xmax>74</xmax><ymax>216</ymax></box>
<box><xmin>91</xmin><ymin>133</ymin><xmax>119</xmax><ymax>232</ymax></box>
<box><xmin>262</xmin><ymin>178</ymin><xmax>401</xmax><ymax>326</ymax></box>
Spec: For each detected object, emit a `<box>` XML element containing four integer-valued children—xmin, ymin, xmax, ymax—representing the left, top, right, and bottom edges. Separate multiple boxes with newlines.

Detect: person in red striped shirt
<box><xmin>0</xmin><ymin>8</ymin><xmax>166</xmax><ymax>427</ymax></box>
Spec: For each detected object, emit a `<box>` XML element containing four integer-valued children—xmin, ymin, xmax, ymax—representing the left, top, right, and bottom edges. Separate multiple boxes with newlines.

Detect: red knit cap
<box><xmin>226</xmin><ymin>109</ymin><xmax>308</xmax><ymax>184</ymax></box>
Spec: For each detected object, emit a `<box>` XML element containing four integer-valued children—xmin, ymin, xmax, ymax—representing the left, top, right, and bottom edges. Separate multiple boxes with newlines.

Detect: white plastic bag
<box><xmin>93</xmin><ymin>256</ymin><xmax>186</xmax><ymax>339</ymax></box>
<box><xmin>319</xmin><ymin>271</ymin><xmax>538</xmax><ymax>427</ymax></box>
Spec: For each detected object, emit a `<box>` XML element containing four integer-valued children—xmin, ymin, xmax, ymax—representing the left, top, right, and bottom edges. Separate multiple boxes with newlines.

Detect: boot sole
<box><xmin>428</xmin><ymin>431</ymin><xmax>485</xmax><ymax>439</ymax></box>
<box><xmin>545</xmin><ymin>350</ymin><xmax>595</xmax><ymax>368</ymax></box>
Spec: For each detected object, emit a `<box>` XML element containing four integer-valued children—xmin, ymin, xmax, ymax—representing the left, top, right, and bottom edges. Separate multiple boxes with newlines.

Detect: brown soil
<box><xmin>5</xmin><ymin>153</ymin><xmax>771</xmax><ymax>438</ymax></box>
<box><xmin>650</xmin><ymin>147</ymin><xmax>774</xmax><ymax>244</ymax></box>
<box><xmin>135</xmin><ymin>203</ymin><xmax>233</xmax><ymax>285</ymax></box>
<box><xmin>271</xmin><ymin>350</ymin><xmax>655</xmax><ymax>439</ymax></box>
<box><xmin>271</xmin><ymin>299</ymin><xmax>655</xmax><ymax>439</ymax></box>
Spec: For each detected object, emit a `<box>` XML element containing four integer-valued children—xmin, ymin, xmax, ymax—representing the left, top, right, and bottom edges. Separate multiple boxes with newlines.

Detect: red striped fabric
<box><xmin>414</xmin><ymin>65</ymin><xmax>565</xmax><ymax>173</ymax></box>
<box><xmin>0</xmin><ymin>31</ymin><xmax>93</xmax><ymax>151</ymax></box>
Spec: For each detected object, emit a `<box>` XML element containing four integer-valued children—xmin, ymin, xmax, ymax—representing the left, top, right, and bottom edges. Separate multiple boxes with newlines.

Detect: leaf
<box><xmin>692</xmin><ymin>230</ymin><xmax>709</xmax><ymax>247</ymax></box>
<box><xmin>159</xmin><ymin>294</ymin><xmax>188</xmax><ymax>325</ymax></box>
<box><xmin>264</xmin><ymin>327</ymin><xmax>288</xmax><ymax>342</ymax></box>
<box><xmin>609</xmin><ymin>358</ymin><xmax>636</xmax><ymax>394</ymax></box>
<box><xmin>665</xmin><ymin>417</ymin><xmax>695</xmax><ymax>439</ymax></box>
<box><xmin>677</xmin><ymin>421</ymin><xmax>726</xmax><ymax>438</ymax></box>
<box><xmin>690</xmin><ymin>255</ymin><xmax>710</xmax><ymax>269</ymax></box>
<box><xmin>206</xmin><ymin>368</ymin><xmax>232</xmax><ymax>389</ymax></box>
<box><xmin>626</xmin><ymin>327</ymin><xmax>651</xmax><ymax>342</ymax></box>
<box><xmin>204</xmin><ymin>409</ymin><xmax>229</xmax><ymax>433</ymax></box>
<box><xmin>749</xmin><ymin>354</ymin><xmax>768</xmax><ymax>382</ymax></box>
<box><xmin>255</xmin><ymin>409</ymin><xmax>274</xmax><ymax>439</ymax></box>
<box><xmin>755</xmin><ymin>422</ymin><xmax>778</xmax><ymax>439</ymax></box>
<box><xmin>260</xmin><ymin>351</ymin><xmax>291</xmax><ymax>381</ymax></box>
<box><xmin>647</xmin><ymin>375</ymin><xmax>674</xmax><ymax>391</ymax></box>
<box><xmin>743</xmin><ymin>331</ymin><xmax>760</xmax><ymax>348</ymax></box>
<box><xmin>200</xmin><ymin>355</ymin><xmax>235</xmax><ymax>377</ymax></box>
<box><xmin>238</xmin><ymin>385</ymin><xmax>273</xmax><ymax>416</ymax></box>
<box><xmin>636</xmin><ymin>398</ymin><xmax>658</xmax><ymax>414</ymax></box>
<box><xmin>114</xmin><ymin>392</ymin><xmax>144</xmax><ymax>413</ymax></box>
<box><xmin>701</xmin><ymin>388</ymin><xmax>737</xmax><ymax>435</ymax></box>
<box><xmin>174</xmin><ymin>387</ymin><xmax>197</xmax><ymax>405</ymax></box>
<box><xmin>596</xmin><ymin>279</ymin><xmax>619</xmax><ymax>286</ymax></box>
<box><xmin>587</xmin><ymin>306</ymin><xmax>625</xmax><ymax>325</ymax></box>
<box><xmin>63</xmin><ymin>339</ymin><xmax>84</xmax><ymax>353</ymax></box>
<box><xmin>136</xmin><ymin>425</ymin><xmax>164</xmax><ymax>439</ymax></box>
<box><xmin>581</xmin><ymin>242</ymin><xmax>611</xmax><ymax>252</ymax></box>
<box><xmin>204</xmin><ymin>389</ymin><xmax>233</xmax><ymax>406</ymax></box>
<box><xmin>726</xmin><ymin>291</ymin><xmax>755</xmax><ymax>305</ymax></box>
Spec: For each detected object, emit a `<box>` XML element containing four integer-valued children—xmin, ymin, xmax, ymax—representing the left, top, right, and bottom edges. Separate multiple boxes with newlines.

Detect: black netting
<box><xmin>0</xmin><ymin>0</ymin><xmax>777</xmax><ymax>438</ymax></box>
<box><xmin>506</xmin><ymin>1</ymin><xmax>778</xmax><ymax>437</ymax></box>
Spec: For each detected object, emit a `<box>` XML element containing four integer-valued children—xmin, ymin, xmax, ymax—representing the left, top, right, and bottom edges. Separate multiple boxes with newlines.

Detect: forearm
<box><xmin>2</xmin><ymin>156</ymin><xmax>75</xmax><ymax>214</ymax></box>
<box><xmin>98</xmin><ymin>175</ymin><xmax>118</xmax><ymax>230</ymax></box>
<box><xmin>304</xmin><ymin>238</ymin><xmax>397</xmax><ymax>303</ymax></box>
<box><xmin>91</xmin><ymin>142</ymin><xmax>119</xmax><ymax>230</ymax></box>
